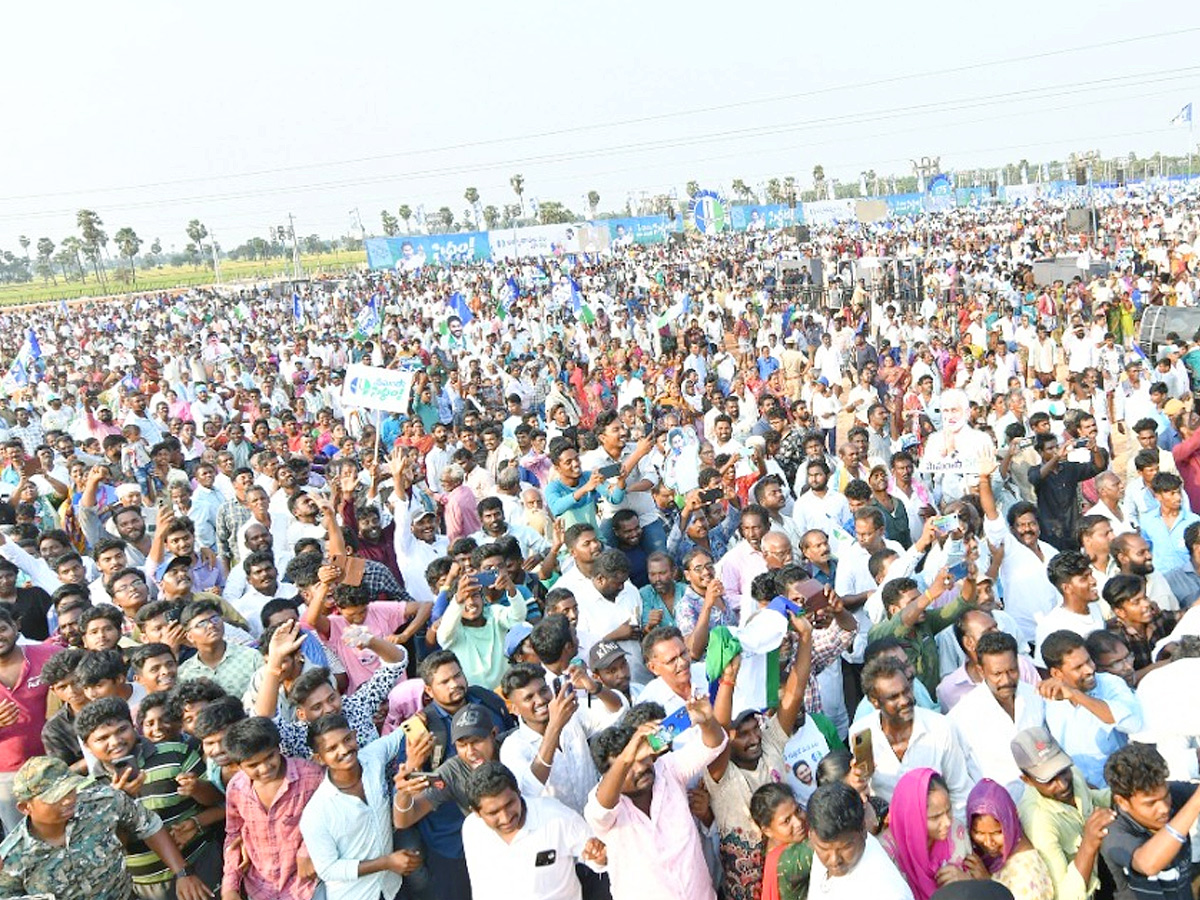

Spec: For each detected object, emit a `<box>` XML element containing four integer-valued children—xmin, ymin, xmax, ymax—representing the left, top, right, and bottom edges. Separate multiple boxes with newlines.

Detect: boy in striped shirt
<box><xmin>76</xmin><ymin>696</ymin><xmax>222</xmax><ymax>899</ymax></box>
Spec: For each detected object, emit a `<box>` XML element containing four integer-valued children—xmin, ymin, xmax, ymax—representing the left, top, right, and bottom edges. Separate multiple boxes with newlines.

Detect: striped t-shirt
<box><xmin>115</xmin><ymin>737</ymin><xmax>209</xmax><ymax>884</ymax></box>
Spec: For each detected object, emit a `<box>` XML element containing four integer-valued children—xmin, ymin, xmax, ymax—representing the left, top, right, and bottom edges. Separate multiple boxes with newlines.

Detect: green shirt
<box><xmin>868</xmin><ymin>593</ymin><xmax>973</xmax><ymax>695</ymax></box>
<box><xmin>0</xmin><ymin>783</ymin><xmax>162</xmax><ymax>900</ymax></box>
<box><xmin>178</xmin><ymin>639</ymin><xmax>263</xmax><ymax>697</ymax></box>
<box><xmin>1016</xmin><ymin>766</ymin><xmax>1111</xmax><ymax>900</ymax></box>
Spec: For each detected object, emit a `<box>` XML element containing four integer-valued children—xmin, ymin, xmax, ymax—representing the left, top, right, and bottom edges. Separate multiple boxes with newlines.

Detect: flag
<box><xmin>355</xmin><ymin>298</ymin><xmax>380</xmax><ymax>335</ymax></box>
<box><xmin>3</xmin><ymin>335</ymin><xmax>37</xmax><ymax>390</ymax></box>
<box><xmin>58</xmin><ymin>299</ymin><xmax>68</xmax><ymax>316</ymax></box>
<box><xmin>579</xmin><ymin>303</ymin><xmax>596</xmax><ymax>326</ymax></box>
<box><xmin>27</xmin><ymin>330</ymin><xmax>41</xmax><ymax>360</ymax></box>
<box><xmin>292</xmin><ymin>293</ymin><xmax>303</xmax><ymax>321</ymax></box>
<box><xmin>495</xmin><ymin>277</ymin><xmax>518</xmax><ymax>320</ymax></box>
<box><xmin>448</xmin><ymin>292</ymin><xmax>473</xmax><ymax>325</ymax></box>
<box><xmin>233</xmin><ymin>300</ymin><xmax>251</xmax><ymax>323</ymax></box>
<box><xmin>568</xmin><ymin>278</ymin><xmax>583</xmax><ymax>312</ymax></box>
<box><xmin>1171</xmin><ymin>102</ymin><xmax>1193</xmax><ymax>126</ymax></box>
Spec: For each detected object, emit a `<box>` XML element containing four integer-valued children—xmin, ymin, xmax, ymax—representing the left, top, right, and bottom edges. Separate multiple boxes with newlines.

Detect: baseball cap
<box><xmin>816</xmin><ymin>376</ymin><xmax>830</xmax><ymax>387</ymax></box>
<box><xmin>450</xmin><ymin>704</ymin><xmax>494</xmax><ymax>743</ymax></box>
<box><xmin>731</xmin><ymin>709</ymin><xmax>764</xmax><ymax>728</ymax></box>
<box><xmin>588</xmin><ymin>640</ymin><xmax>626</xmax><ymax>671</ymax></box>
<box><xmin>13</xmin><ymin>756</ymin><xmax>93</xmax><ymax>803</ymax></box>
<box><xmin>1010</xmin><ymin>725</ymin><xmax>1073</xmax><ymax>782</ymax></box>
<box><xmin>155</xmin><ymin>554</ymin><xmax>192</xmax><ymax>582</ymax></box>
<box><xmin>1164</xmin><ymin>398</ymin><xmax>1186</xmax><ymax>417</ymax></box>
<box><xmin>503</xmin><ymin>622</ymin><xmax>533</xmax><ymax>660</ymax></box>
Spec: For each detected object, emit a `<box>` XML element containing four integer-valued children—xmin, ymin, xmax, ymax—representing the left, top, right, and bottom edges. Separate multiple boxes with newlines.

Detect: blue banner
<box><xmin>728</xmin><ymin>205</ymin><xmax>801</xmax><ymax>231</ymax></box>
<box><xmin>365</xmin><ymin>233</ymin><xmax>491</xmax><ymax>270</ymax></box>
<box><xmin>605</xmin><ymin>216</ymin><xmax>674</xmax><ymax>246</ymax></box>
<box><xmin>886</xmin><ymin>193</ymin><xmax>925</xmax><ymax>216</ymax></box>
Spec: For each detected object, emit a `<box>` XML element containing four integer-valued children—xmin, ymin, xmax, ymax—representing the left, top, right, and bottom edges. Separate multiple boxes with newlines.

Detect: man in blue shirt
<box><xmin>1040</xmin><ymin>630</ymin><xmax>1142</xmax><ymax>789</ymax></box>
<box><xmin>1140</xmin><ymin>472</ymin><xmax>1200</xmax><ymax>574</ymax></box>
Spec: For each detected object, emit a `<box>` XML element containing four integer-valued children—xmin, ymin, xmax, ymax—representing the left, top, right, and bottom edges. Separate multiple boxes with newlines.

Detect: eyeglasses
<box><xmin>186</xmin><ymin>614</ymin><xmax>222</xmax><ymax>633</ymax></box>
<box><xmin>688</xmin><ymin>562</ymin><xmax>715</xmax><ymax>573</ymax></box>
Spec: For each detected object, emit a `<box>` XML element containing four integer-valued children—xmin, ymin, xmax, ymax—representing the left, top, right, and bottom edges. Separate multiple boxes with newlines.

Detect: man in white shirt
<box><xmin>807</xmin><ymin>782</ymin><xmax>914</xmax><ymax>900</ymax></box>
<box><xmin>462</xmin><ymin>762</ymin><xmax>605</xmax><ymax>900</ymax></box>
<box><xmin>1033</xmin><ymin>550</ymin><xmax>1105</xmax><ymax>666</ymax></box>
<box><xmin>948</xmin><ymin>631</ymin><xmax>1045</xmax><ymax>796</ymax></box>
<box><xmin>850</xmin><ymin>655</ymin><xmax>973</xmax><ymax>817</ymax></box>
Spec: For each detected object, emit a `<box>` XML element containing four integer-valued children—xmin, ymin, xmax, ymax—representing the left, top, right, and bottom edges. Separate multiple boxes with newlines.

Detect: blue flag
<box><xmin>292</xmin><ymin>293</ymin><xmax>303</xmax><ymax>321</ymax></box>
<box><xmin>355</xmin><ymin>299</ymin><xmax>380</xmax><ymax>335</ymax></box>
<box><xmin>569</xmin><ymin>278</ymin><xmax>583</xmax><ymax>312</ymax></box>
<box><xmin>27</xmin><ymin>330</ymin><xmax>41</xmax><ymax>360</ymax></box>
<box><xmin>448</xmin><ymin>292</ymin><xmax>474</xmax><ymax>325</ymax></box>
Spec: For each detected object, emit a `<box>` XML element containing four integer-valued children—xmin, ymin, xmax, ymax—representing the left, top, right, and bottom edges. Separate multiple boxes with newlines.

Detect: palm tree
<box><xmin>60</xmin><ymin>236</ymin><xmax>85</xmax><ymax>281</ymax></box>
<box><xmin>765</xmin><ymin>178</ymin><xmax>782</xmax><ymax>204</ymax></box>
<box><xmin>76</xmin><ymin>209</ymin><xmax>107</xmax><ymax>285</ymax></box>
<box><xmin>782</xmin><ymin>176</ymin><xmax>797</xmax><ymax>207</ymax></box>
<box><xmin>398</xmin><ymin>205</ymin><xmax>412</xmax><ymax>234</ymax></box>
<box><xmin>464</xmin><ymin>188</ymin><xmax>481</xmax><ymax>228</ymax></box>
<box><xmin>587</xmin><ymin>191</ymin><xmax>600</xmax><ymax>218</ymax></box>
<box><xmin>812</xmin><ymin>165</ymin><xmax>826</xmax><ymax>198</ymax></box>
<box><xmin>685</xmin><ymin>180</ymin><xmax>700</xmax><ymax>198</ymax></box>
<box><xmin>510</xmin><ymin>174</ymin><xmax>525</xmax><ymax>216</ymax></box>
<box><xmin>35</xmin><ymin>238</ymin><xmax>55</xmax><ymax>284</ymax></box>
<box><xmin>438</xmin><ymin>207</ymin><xmax>455</xmax><ymax>231</ymax></box>
<box><xmin>380</xmin><ymin>211</ymin><xmax>399</xmax><ymax>236</ymax></box>
<box><xmin>483</xmin><ymin>205</ymin><xmax>500</xmax><ymax>230</ymax></box>
<box><xmin>114</xmin><ymin>227</ymin><xmax>142</xmax><ymax>284</ymax></box>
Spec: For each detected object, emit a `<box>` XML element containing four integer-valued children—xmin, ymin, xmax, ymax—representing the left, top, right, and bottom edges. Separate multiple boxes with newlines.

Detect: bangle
<box><xmin>720</xmin><ymin>678</ymin><xmax>736</xmax><ymax>686</ymax></box>
<box><xmin>536</xmin><ymin>751</ymin><xmax>554</xmax><ymax>769</ymax></box>
<box><xmin>1165</xmin><ymin>824</ymin><xmax>1187</xmax><ymax>844</ymax></box>
<box><xmin>393</xmin><ymin>795</ymin><xmax>415</xmax><ymax>813</ymax></box>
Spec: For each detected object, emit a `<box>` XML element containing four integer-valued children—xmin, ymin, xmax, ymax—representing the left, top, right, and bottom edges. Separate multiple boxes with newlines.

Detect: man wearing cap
<box><xmin>1012</xmin><ymin>725</ymin><xmax>1115</xmax><ymax>900</ymax></box>
<box><xmin>589</xmin><ymin>640</ymin><xmax>637</xmax><ymax>704</ymax></box>
<box><xmin>393</xmin><ymin>704</ymin><xmax>502</xmax><ymax>832</ymax></box>
<box><xmin>0</xmin><ymin>755</ymin><xmax>210</xmax><ymax>900</ymax></box>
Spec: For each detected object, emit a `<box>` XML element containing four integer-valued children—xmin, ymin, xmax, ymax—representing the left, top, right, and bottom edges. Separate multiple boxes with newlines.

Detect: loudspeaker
<box><xmin>1117</xmin><ymin>168</ymin><xmax>1127</xmax><ymax>186</ymax></box>
<box><xmin>988</xmin><ymin>181</ymin><xmax>998</xmax><ymax>197</ymax></box>
<box><xmin>668</xmin><ymin>232</ymin><xmax>686</xmax><ymax>249</ymax></box>
<box><xmin>1065</xmin><ymin>208</ymin><xmax>1097</xmax><ymax>234</ymax></box>
<box><xmin>785</xmin><ymin>226</ymin><xmax>811</xmax><ymax>242</ymax></box>
<box><xmin>1075</xmin><ymin>167</ymin><xmax>1087</xmax><ymax>186</ymax></box>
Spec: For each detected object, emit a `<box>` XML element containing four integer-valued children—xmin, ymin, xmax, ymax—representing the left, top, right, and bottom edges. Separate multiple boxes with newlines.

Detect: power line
<box><xmin>2</xmin><ymin>26</ymin><xmax>1197</xmax><ymax>203</ymax></box>
<box><xmin>3</xmin><ymin>66</ymin><xmax>1196</xmax><ymax>222</ymax></box>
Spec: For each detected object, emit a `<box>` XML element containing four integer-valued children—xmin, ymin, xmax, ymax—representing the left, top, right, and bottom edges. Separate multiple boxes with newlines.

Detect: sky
<box><xmin>2</xmin><ymin>0</ymin><xmax>1199</xmax><ymax>253</ymax></box>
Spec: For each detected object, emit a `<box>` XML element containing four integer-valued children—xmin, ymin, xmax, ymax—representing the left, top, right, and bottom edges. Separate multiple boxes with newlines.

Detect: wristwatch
<box><xmin>176</xmin><ymin>865</ymin><xmax>195</xmax><ymax>879</ymax></box>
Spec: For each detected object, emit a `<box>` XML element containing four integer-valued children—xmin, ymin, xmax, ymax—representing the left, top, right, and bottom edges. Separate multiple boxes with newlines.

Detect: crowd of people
<box><xmin>0</xmin><ymin>185</ymin><xmax>1199</xmax><ymax>900</ymax></box>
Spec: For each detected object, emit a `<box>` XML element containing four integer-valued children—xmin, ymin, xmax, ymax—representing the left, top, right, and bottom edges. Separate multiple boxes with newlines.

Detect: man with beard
<box><xmin>1012</xmin><ymin>725</ymin><xmax>1115</xmax><ymax>900</ymax></box>
<box><xmin>1039</xmin><ymin>629</ymin><xmax>1143</xmax><ymax>788</ymax></box>
<box><xmin>585</xmin><ymin>693</ymin><xmax>726</xmax><ymax>900</ymax></box>
<box><xmin>461</xmin><ymin>761</ymin><xmax>606</xmax><ymax>900</ymax></box>
<box><xmin>947</xmin><ymin>631</ymin><xmax>1045</xmax><ymax>793</ymax></box>
<box><xmin>849</xmin><ymin>655</ymin><xmax>972</xmax><ymax>817</ymax></box>
<box><xmin>1112</xmin><ymin>531</ymin><xmax>1180</xmax><ymax>612</ymax></box>
<box><xmin>978</xmin><ymin>452</ymin><xmax>1060</xmax><ymax>648</ymax></box>
<box><xmin>404</xmin><ymin>652</ymin><xmax>515</xmax><ymax>900</ymax></box>
<box><xmin>920</xmin><ymin>388</ymin><xmax>995</xmax><ymax>503</ymax></box>
<box><xmin>1034</xmin><ymin>551</ymin><xmax>1105</xmax><ymax>665</ymax></box>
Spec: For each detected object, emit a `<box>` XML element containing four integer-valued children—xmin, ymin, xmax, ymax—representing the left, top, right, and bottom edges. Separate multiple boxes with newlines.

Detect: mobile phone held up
<box><xmin>596</xmin><ymin>463</ymin><xmax>622</xmax><ymax>479</ymax></box>
<box><xmin>646</xmin><ymin>706</ymin><xmax>692</xmax><ymax>752</ymax></box>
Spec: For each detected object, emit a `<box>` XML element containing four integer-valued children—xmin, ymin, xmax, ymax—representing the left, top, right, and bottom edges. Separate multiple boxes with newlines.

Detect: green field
<box><xmin>0</xmin><ymin>250</ymin><xmax>369</xmax><ymax>308</ymax></box>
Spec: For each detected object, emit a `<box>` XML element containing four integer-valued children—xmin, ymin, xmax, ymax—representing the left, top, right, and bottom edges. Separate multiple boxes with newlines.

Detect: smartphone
<box><xmin>329</xmin><ymin>553</ymin><xmax>366</xmax><ymax>587</ymax></box>
<box><xmin>400</xmin><ymin>715</ymin><xmax>429</xmax><ymax>741</ymax></box>
<box><xmin>405</xmin><ymin>772</ymin><xmax>446</xmax><ymax>790</ymax></box>
<box><xmin>931</xmin><ymin>514</ymin><xmax>960</xmax><ymax>535</ymax></box>
<box><xmin>1073</xmin><ymin>438</ymin><xmax>1089</xmax><ymax>449</ymax></box>
<box><xmin>474</xmin><ymin>570</ymin><xmax>498</xmax><ymax>588</ymax></box>
<box><xmin>699</xmin><ymin>488</ymin><xmax>723</xmax><ymax>504</ymax></box>
<box><xmin>851</xmin><ymin>730</ymin><xmax>875</xmax><ymax>777</ymax></box>
<box><xmin>596</xmin><ymin>463</ymin><xmax>622</xmax><ymax>479</ymax></box>
<box><xmin>646</xmin><ymin>706</ymin><xmax>692</xmax><ymax>752</ymax></box>
<box><xmin>112</xmin><ymin>755</ymin><xmax>139</xmax><ymax>778</ymax></box>
<box><xmin>1015</xmin><ymin>437</ymin><xmax>1034</xmax><ymax>449</ymax></box>
<box><xmin>947</xmin><ymin>560</ymin><xmax>970</xmax><ymax>581</ymax></box>
<box><xmin>796</xmin><ymin>580</ymin><xmax>829</xmax><ymax>615</ymax></box>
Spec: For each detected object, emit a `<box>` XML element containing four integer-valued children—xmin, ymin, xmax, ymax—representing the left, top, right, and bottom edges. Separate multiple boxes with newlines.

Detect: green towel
<box><xmin>705</xmin><ymin>626</ymin><xmax>741</xmax><ymax>682</ymax></box>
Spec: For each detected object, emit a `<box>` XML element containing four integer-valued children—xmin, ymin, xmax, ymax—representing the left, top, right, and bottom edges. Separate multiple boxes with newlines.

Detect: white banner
<box><xmin>341</xmin><ymin>364</ymin><xmax>414</xmax><ymax>414</ymax></box>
